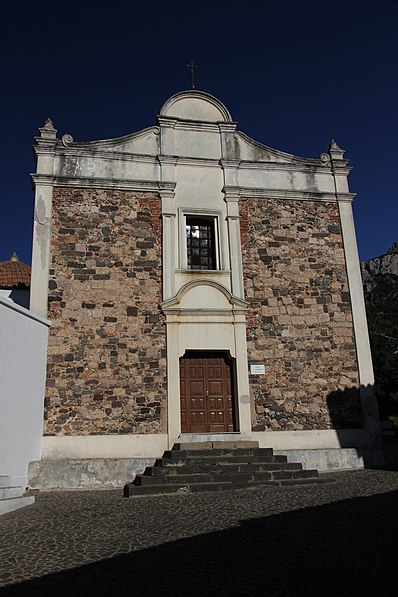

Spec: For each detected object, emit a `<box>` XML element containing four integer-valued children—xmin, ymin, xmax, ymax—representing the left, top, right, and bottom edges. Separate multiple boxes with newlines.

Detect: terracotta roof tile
<box><xmin>0</xmin><ymin>254</ymin><xmax>31</xmax><ymax>288</ymax></box>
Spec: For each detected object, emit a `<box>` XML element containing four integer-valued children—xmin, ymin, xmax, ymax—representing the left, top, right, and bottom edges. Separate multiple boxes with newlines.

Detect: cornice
<box><xmin>52</xmin><ymin>149</ymin><xmax>222</xmax><ymax>169</ymax></box>
<box><xmin>31</xmin><ymin>174</ymin><xmax>175</xmax><ymax>193</ymax></box>
<box><xmin>175</xmin><ymin>156</ymin><xmax>220</xmax><ymax>167</ymax></box>
<box><xmin>218</xmin><ymin>123</ymin><xmax>238</xmax><ymax>133</ymax></box>
<box><xmin>235</xmin><ymin>131</ymin><xmax>324</xmax><ymax>164</ymax></box>
<box><xmin>223</xmin><ymin>186</ymin><xmax>355</xmax><ymax>203</ymax></box>
<box><xmin>30</xmin><ymin>172</ymin><xmax>355</xmax><ymax>202</ymax></box>
<box><xmin>45</xmin><ymin>147</ymin><xmax>352</xmax><ymax>175</ymax></box>
<box><xmin>237</xmin><ymin>160</ymin><xmax>351</xmax><ymax>175</ymax></box>
<box><xmin>158</xmin><ymin>116</ymin><xmax>222</xmax><ymax>133</ymax></box>
<box><xmin>54</xmin><ymin>148</ymin><xmax>159</xmax><ymax>165</ymax></box>
<box><xmin>173</xmin><ymin>120</ymin><xmax>222</xmax><ymax>133</ymax></box>
<box><xmin>34</xmin><ymin>144</ymin><xmax>57</xmax><ymax>157</ymax></box>
<box><xmin>161</xmin><ymin>309</ymin><xmax>248</xmax><ymax>317</ymax></box>
<box><xmin>57</xmin><ymin>125</ymin><xmax>159</xmax><ymax>150</ymax></box>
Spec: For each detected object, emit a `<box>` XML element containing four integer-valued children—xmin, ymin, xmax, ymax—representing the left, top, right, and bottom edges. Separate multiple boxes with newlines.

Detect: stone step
<box><xmin>0</xmin><ymin>475</ymin><xmax>34</xmax><ymax>516</ymax></box>
<box><xmin>175</xmin><ymin>441</ymin><xmax>260</xmax><ymax>450</ymax></box>
<box><xmin>154</xmin><ymin>455</ymin><xmax>290</xmax><ymax>467</ymax></box>
<box><xmin>137</xmin><ymin>472</ymin><xmax>272</xmax><ymax>486</ymax></box>
<box><xmin>124</xmin><ymin>442</ymin><xmax>331</xmax><ymax>498</ymax></box>
<box><xmin>134</xmin><ymin>473</ymin><xmax>216</xmax><ymax>486</ymax></box>
<box><xmin>0</xmin><ymin>496</ymin><xmax>35</xmax><ymax>515</ymax></box>
<box><xmin>274</xmin><ymin>476</ymin><xmax>335</xmax><ymax>487</ymax></box>
<box><xmin>0</xmin><ymin>486</ymin><xmax>24</xmax><ymax>499</ymax></box>
<box><xmin>272</xmin><ymin>469</ymin><xmax>319</xmax><ymax>480</ymax></box>
<box><xmin>0</xmin><ymin>476</ymin><xmax>12</xmax><ymax>488</ymax></box>
<box><xmin>137</xmin><ymin>467</ymin><xmax>318</xmax><ymax>486</ymax></box>
<box><xmin>124</xmin><ymin>481</ymin><xmax>235</xmax><ymax>497</ymax></box>
<box><xmin>145</xmin><ymin>461</ymin><xmax>303</xmax><ymax>476</ymax></box>
<box><xmin>125</xmin><ymin>473</ymin><xmax>332</xmax><ymax>496</ymax></box>
<box><xmin>163</xmin><ymin>447</ymin><xmax>275</xmax><ymax>459</ymax></box>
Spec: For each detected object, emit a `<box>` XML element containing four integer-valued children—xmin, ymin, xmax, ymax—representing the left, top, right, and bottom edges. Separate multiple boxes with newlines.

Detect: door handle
<box><xmin>206</xmin><ymin>389</ymin><xmax>209</xmax><ymax>398</ymax></box>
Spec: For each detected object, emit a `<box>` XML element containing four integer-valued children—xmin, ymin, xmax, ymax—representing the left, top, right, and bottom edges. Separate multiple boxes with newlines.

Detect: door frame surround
<box><xmin>161</xmin><ymin>278</ymin><xmax>252</xmax><ymax>449</ymax></box>
<box><xmin>179</xmin><ymin>349</ymin><xmax>239</xmax><ymax>434</ymax></box>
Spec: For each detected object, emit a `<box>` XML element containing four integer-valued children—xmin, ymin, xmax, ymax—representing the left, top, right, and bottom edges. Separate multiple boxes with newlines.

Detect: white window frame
<box><xmin>179</xmin><ymin>209</ymin><xmax>223</xmax><ymax>271</ymax></box>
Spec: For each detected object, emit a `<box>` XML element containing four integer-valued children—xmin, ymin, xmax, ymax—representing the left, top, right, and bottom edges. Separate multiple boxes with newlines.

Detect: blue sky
<box><xmin>1</xmin><ymin>0</ymin><xmax>397</xmax><ymax>264</ymax></box>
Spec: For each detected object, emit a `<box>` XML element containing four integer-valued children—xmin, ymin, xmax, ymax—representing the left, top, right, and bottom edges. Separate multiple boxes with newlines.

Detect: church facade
<box><xmin>29</xmin><ymin>90</ymin><xmax>381</xmax><ymax>478</ymax></box>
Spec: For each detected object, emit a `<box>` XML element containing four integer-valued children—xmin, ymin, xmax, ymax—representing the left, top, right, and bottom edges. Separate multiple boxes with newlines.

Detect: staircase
<box><xmin>124</xmin><ymin>441</ymin><xmax>332</xmax><ymax>497</ymax></box>
<box><xmin>0</xmin><ymin>476</ymin><xmax>34</xmax><ymax>515</ymax></box>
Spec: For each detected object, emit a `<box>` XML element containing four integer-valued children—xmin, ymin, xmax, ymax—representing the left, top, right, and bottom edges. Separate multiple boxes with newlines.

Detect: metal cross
<box><xmin>186</xmin><ymin>60</ymin><xmax>198</xmax><ymax>89</ymax></box>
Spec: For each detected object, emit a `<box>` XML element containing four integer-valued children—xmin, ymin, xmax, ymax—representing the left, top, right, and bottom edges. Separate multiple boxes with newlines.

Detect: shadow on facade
<box><xmin>326</xmin><ymin>386</ymin><xmax>363</xmax><ymax>430</ymax></box>
<box><xmin>2</xmin><ymin>489</ymin><xmax>398</xmax><ymax>596</ymax></box>
<box><xmin>326</xmin><ymin>384</ymin><xmax>389</xmax><ymax>469</ymax></box>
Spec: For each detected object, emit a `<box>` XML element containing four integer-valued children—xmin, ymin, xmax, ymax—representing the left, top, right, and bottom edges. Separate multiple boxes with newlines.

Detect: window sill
<box><xmin>176</xmin><ymin>269</ymin><xmax>231</xmax><ymax>275</ymax></box>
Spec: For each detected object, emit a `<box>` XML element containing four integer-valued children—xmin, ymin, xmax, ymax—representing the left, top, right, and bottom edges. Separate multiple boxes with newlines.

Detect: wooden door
<box><xmin>180</xmin><ymin>352</ymin><xmax>235</xmax><ymax>433</ymax></box>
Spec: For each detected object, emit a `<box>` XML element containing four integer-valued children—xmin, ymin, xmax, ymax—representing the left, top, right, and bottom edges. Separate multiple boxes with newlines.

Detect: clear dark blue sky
<box><xmin>1</xmin><ymin>0</ymin><xmax>397</xmax><ymax>264</ymax></box>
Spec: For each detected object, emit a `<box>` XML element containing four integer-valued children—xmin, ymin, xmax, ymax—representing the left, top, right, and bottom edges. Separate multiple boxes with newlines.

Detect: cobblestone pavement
<box><xmin>1</xmin><ymin>470</ymin><xmax>398</xmax><ymax>596</ymax></box>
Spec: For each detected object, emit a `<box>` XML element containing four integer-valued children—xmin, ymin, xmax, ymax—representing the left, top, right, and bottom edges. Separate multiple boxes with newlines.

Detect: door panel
<box><xmin>180</xmin><ymin>352</ymin><xmax>235</xmax><ymax>433</ymax></box>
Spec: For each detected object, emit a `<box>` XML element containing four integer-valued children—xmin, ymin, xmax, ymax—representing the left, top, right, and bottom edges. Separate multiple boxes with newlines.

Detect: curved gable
<box><xmin>160</xmin><ymin>90</ymin><xmax>232</xmax><ymax>123</ymax></box>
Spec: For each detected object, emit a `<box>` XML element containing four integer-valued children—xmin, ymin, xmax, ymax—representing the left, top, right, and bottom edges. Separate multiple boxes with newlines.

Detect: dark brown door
<box><xmin>180</xmin><ymin>352</ymin><xmax>235</xmax><ymax>433</ymax></box>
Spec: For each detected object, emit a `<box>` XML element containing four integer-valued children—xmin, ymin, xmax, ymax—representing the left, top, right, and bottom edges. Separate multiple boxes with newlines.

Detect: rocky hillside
<box><xmin>361</xmin><ymin>241</ymin><xmax>398</xmax><ymax>291</ymax></box>
<box><xmin>361</xmin><ymin>242</ymin><xmax>398</xmax><ymax>417</ymax></box>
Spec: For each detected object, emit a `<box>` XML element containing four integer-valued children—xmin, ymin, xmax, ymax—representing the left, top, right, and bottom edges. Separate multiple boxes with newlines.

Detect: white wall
<box><xmin>0</xmin><ymin>297</ymin><xmax>49</xmax><ymax>482</ymax></box>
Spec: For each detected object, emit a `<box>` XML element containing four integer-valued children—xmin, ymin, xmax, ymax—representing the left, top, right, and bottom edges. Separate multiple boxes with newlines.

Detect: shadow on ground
<box><xmin>2</xmin><ymin>489</ymin><xmax>398</xmax><ymax>596</ymax></box>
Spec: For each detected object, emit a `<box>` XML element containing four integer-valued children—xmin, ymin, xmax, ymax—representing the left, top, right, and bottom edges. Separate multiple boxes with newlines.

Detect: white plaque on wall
<box><xmin>250</xmin><ymin>364</ymin><xmax>265</xmax><ymax>375</ymax></box>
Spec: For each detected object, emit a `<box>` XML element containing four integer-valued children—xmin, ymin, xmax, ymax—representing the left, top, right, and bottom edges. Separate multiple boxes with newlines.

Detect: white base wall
<box><xmin>180</xmin><ymin>429</ymin><xmax>371</xmax><ymax>450</ymax></box>
<box><xmin>42</xmin><ymin>434</ymin><xmax>168</xmax><ymax>459</ymax></box>
<box><xmin>30</xmin><ymin>429</ymin><xmax>379</xmax><ymax>488</ymax></box>
<box><xmin>29</xmin><ymin>458</ymin><xmax>156</xmax><ymax>489</ymax></box>
<box><xmin>274</xmin><ymin>449</ymin><xmax>367</xmax><ymax>471</ymax></box>
<box><xmin>41</xmin><ymin>429</ymin><xmax>371</xmax><ymax>461</ymax></box>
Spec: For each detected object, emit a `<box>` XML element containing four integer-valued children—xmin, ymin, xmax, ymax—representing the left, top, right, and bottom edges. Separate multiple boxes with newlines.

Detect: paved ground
<box><xmin>1</xmin><ymin>469</ymin><xmax>398</xmax><ymax>596</ymax></box>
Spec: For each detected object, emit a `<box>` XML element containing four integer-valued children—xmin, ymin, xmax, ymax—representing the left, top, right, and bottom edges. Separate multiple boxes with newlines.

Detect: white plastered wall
<box><xmin>0</xmin><ymin>298</ymin><xmax>50</xmax><ymax>481</ymax></box>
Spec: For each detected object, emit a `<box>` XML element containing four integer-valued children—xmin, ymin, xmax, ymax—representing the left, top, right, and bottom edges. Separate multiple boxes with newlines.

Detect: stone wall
<box><xmin>45</xmin><ymin>188</ymin><xmax>166</xmax><ymax>436</ymax></box>
<box><xmin>240</xmin><ymin>198</ymin><xmax>362</xmax><ymax>431</ymax></box>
